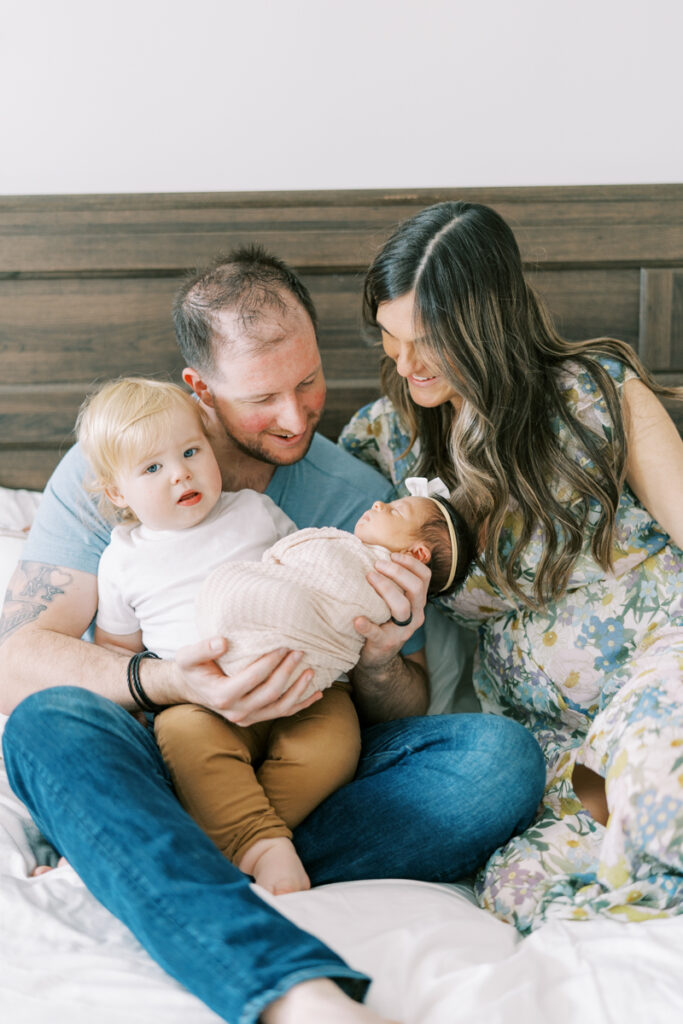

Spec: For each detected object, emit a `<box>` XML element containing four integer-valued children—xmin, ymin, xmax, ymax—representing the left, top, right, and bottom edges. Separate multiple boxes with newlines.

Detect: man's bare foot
<box><xmin>238</xmin><ymin>837</ymin><xmax>311</xmax><ymax>895</ymax></box>
<box><xmin>261</xmin><ymin>977</ymin><xmax>399</xmax><ymax>1024</ymax></box>
<box><xmin>31</xmin><ymin>856</ymin><xmax>69</xmax><ymax>877</ymax></box>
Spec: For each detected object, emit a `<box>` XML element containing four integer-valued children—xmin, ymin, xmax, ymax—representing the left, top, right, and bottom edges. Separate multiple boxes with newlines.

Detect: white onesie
<box><xmin>96</xmin><ymin>490</ymin><xmax>295</xmax><ymax>659</ymax></box>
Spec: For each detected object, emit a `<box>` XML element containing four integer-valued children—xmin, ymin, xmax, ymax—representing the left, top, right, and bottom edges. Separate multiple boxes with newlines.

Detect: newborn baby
<box><xmin>196</xmin><ymin>479</ymin><xmax>473</xmax><ymax>695</ymax></box>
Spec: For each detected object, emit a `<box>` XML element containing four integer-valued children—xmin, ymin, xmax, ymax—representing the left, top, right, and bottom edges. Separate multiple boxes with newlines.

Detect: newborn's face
<box><xmin>354</xmin><ymin>496</ymin><xmax>432</xmax><ymax>551</ymax></box>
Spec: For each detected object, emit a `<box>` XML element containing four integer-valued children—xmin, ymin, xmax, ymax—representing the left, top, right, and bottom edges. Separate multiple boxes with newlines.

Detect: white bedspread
<box><xmin>1</xmin><ymin>742</ymin><xmax>682</xmax><ymax>1024</ymax></box>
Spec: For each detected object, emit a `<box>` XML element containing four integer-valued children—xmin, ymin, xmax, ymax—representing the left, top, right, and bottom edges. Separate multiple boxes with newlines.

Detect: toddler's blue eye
<box><xmin>184</xmin><ymin>447</ymin><xmax>198</xmax><ymax>458</ymax></box>
<box><xmin>145</xmin><ymin>463</ymin><xmax>161</xmax><ymax>474</ymax></box>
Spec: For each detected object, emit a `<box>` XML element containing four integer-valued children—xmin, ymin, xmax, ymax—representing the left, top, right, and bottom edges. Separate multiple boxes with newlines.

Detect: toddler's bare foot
<box><xmin>261</xmin><ymin>978</ymin><xmax>399</xmax><ymax>1024</ymax></box>
<box><xmin>238</xmin><ymin>837</ymin><xmax>311</xmax><ymax>895</ymax></box>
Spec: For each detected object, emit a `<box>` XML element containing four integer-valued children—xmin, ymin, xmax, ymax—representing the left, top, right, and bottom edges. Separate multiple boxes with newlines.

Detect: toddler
<box><xmin>78</xmin><ymin>377</ymin><xmax>471</xmax><ymax>895</ymax></box>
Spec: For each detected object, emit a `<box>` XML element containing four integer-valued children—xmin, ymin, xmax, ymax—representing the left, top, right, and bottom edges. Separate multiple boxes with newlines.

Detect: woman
<box><xmin>341</xmin><ymin>200</ymin><xmax>683</xmax><ymax>933</ymax></box>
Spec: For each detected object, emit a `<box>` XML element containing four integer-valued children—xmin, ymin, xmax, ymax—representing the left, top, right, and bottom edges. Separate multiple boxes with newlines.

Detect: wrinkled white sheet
<box><xmin>2</xmin><ymin>743</ymin><xmax>683</xmax><ymax>1024</ymax></box>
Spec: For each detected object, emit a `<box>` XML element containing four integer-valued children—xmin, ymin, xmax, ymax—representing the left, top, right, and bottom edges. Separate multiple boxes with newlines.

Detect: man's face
<box><xmin>191</xmin><ymin>297</ymin><xmax>326</xmax><ymax>467</ymax></box>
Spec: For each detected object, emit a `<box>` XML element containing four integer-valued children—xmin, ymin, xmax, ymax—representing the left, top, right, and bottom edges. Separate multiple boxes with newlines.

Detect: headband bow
<box><xmin>404</xmin><ymin>477</ymin><xmax>458</xmax><ymax>593</ymax></box>
<box><xmin>405</xmin><ymin>476</ymin><xmax>450</xmax><ymax>500</ymax></box>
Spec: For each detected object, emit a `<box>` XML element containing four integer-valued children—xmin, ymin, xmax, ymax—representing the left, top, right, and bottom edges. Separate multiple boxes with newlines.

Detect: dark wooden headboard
<box><xmin>1</xmin><ymin>185</ymin><xmax>681</xmax><ymax>490</ymax></box>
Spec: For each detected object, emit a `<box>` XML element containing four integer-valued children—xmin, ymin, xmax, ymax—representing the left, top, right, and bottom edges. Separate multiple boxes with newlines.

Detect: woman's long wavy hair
<box><xmin>364</xmin><ymin>201</ymin><xmax>680</xmax><ymax>608</ymax></box>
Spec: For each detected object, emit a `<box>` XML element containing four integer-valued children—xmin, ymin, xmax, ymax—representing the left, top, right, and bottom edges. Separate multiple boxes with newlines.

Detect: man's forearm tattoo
<box><xmin>0</xmin><ymin>562</ymin><xmax>74</xmax><ymax>645</ymax></box>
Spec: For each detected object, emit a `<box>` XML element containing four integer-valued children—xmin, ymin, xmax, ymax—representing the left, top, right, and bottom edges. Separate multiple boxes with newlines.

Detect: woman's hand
<box><xmin>168</xmin><ymin>638</ymin><xmax>322</xmax><ymax>727</ymax></box>
<box><xmin>354</xmin><ymin>551</ymin><xmax>431</xmax><ymax>671</ymax></box>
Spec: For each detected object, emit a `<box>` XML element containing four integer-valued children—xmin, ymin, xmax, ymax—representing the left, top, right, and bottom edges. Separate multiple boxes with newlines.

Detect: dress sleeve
<box><xmin>339</xmin><ymin>397</ymin><xmax>419</xmax><ymax>487</ymax></box>
<box><xmin>560</xmin><ymin>356</ymin><xmax>639</xmax><ymax>441</ymax></box>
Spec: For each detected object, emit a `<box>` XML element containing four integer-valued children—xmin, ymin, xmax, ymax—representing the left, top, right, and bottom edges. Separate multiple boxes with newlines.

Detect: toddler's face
<box><xmin>106</xmin><ymin>406</ymin><xmax>223</xmax><ymax>531</ymax></box>
<box><xmin>354</xmin><ymin>496</ymin><xmax>433</xmax><ymax>551</ymax></box>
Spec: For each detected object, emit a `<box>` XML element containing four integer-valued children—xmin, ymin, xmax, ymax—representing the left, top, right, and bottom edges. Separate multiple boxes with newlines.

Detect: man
<box><xmin>0</xmin><ymin>247</ymin><xmax>544</xmax><ymax>1024</ymax></box>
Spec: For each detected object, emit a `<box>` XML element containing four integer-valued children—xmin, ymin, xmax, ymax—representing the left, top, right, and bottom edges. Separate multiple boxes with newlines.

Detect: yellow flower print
<box><xmin>638</xmin><ymin>622</ymin><xmax>660</xmax><ymax>652</ymax></box>
<box><xmin>543</xmin><ymin>630</ymin><xmax>557</xmax><ymax>647</ymax></box>
<box><xmin>560</xmin><ymin>796</ymin><xmax>583</xmax><ymax>816</ymax></box>
<box><xmin>602</xmin><ymin>858</ymin><xmax>630</xmax><ymax>888</ymax></box>
<box><xmin>607</xmin><ymin>749</ymin><xmax>628</xmax><ymax>781</ymax></box>
<box><xmin>609</xmin><ymin>905</ymin><xmax>668</xmax><ymax>923</ymax></box>
<box><xmin>564</xmin><ymin>670</ymin><xmax>580</xmax><ymax>689</ymax></box>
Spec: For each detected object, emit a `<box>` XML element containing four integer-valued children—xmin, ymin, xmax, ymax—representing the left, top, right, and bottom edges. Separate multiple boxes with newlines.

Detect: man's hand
<box><xmin>353</xmin><ymin>551</ymin><xmax>431</xmax><ymax>671</ymax></box>
<box><xmin>350</xmin><ymin>552</ymin><xmax>431</xmax><ymax>723</ymax></box>
<box><xmin>168</xmin><ymin>638</ymin><xmax>322</xmax><ymax>727</ymax></box>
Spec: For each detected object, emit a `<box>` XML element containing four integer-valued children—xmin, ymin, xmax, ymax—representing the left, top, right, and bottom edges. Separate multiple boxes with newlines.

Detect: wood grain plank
<box><xmin>526</xmin><ymin>269</ymin><xmax>641</xmax><ymax>348</ymax></box>
<box><xmin>1</xmin><ymin>186</ymin><xmax>681</xmax><ymax>491</ymax></box>
<box><xmin>1</xmin><ymin>187</ymin><xmax>681</xmax><ymax>273</ymax></box>
<box><xmin>639</xmin><ymin>269</ymin><xmax>674</xmax><ymax>370</ymax></box>
<box><xmin>0</xmin><ymin>278</ymin><xmax>183</xmax><ymax>384</ymax></box>
<box><xmin>0</xmin><ymin>449</ymin><xmax>69</xmax><ymax>490</ymax></box>
<box><xmin>1</xmin><ymin>269</ymin><xmax>643</xmax><ymax>383</ymax></box>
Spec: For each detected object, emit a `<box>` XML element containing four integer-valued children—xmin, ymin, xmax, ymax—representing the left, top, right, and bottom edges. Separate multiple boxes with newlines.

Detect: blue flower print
<box><xmin>574</xmin><ymin>615</ymin><xmax>635</xmax><ymax>673</ymax></box>
<box><xmin>632</xmin><ymin>788</ymin><xmax>682</xmax><ymax>842</ymax></box>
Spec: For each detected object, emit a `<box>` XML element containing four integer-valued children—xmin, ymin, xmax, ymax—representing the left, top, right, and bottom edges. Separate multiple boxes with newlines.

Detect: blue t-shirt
<box><xmin>24</xmin><ymin>433</ymin><xmax>424</xmax><ymax>653</ymax></box>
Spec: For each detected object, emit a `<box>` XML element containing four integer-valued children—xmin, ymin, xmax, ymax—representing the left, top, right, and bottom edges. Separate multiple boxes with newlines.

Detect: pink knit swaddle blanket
<box><xmin>195</xmin><ymin>527</ymin><xmax>391</xmax><ymax>696</ymax></box>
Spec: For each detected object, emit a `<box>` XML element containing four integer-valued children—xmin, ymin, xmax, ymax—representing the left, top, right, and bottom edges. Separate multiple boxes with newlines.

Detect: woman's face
<box><xmin>376</xmin><ymin>292</ymin><xmax>460</xmax><ymax>409</ymax></box>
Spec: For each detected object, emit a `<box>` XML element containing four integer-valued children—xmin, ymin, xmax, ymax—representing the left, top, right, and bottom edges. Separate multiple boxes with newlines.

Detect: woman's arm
<box><xmin>623</xmin><ymin>378</ymin><xmax>683</xmax><ymax>548</ymax></box>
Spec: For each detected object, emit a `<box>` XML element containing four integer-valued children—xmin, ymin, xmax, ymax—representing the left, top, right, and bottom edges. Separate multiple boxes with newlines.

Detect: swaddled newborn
<box><xmin>196</xmin><ymin>526</ymin><xmax>391</xmax><ymax>695</ymax></box>
<box><xmin>196</xmin><ymin>480</ymin><xmax>472</xmax><ymax>696</ymax></box>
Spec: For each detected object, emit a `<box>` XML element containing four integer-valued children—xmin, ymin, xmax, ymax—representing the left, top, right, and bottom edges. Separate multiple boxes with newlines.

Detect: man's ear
<box><xmin>407</xmin><ymin>542</ymin><xmax>431</xmax><ymax>565</ymax></box>
<box><xmin>183</xmin><ymin>367</ymin><xmax>214</xmax><ymax>408</ymax></box>
<box><xmin>104</xmin><ymin>485</ymin><xmax>128</xmax><ymax>510</ymax></box>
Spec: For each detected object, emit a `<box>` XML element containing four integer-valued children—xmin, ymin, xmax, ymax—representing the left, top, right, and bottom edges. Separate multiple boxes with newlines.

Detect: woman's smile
<box><xmin>376</xmin><ymin>292</ymin><xmax>459</xmax><ymax>409</ymax></box>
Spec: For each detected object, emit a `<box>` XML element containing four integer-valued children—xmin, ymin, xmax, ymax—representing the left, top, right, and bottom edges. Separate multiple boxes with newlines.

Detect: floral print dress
<box><xmin>340</xmin><ymin>359</ymin><xmax>683</xmax><ymax>933</ymax></box>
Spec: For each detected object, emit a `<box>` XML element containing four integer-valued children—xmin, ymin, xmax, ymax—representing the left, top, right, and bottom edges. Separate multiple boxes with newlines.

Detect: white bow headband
<box><xmin>405</xmin><ymin>477</ymin><xmax>458</xmax><ymax>592</ymax></box>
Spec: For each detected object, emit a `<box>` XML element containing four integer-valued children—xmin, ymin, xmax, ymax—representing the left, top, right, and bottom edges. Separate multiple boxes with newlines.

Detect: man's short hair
<box><xmin>173</xmin><ymin>245</ymin><xmax>319</xmax><ymax>374</ymax></box>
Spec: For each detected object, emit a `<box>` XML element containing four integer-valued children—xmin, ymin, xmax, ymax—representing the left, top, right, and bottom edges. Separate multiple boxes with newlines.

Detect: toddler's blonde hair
<box><xmin>76</xmin><ymin>377</ymin><xmax>208</xmax><ymax>520</ymax></box>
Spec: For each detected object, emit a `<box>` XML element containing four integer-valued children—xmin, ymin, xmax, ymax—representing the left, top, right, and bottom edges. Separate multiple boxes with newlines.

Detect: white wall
<box><xmin>1</xmin><ymin>0</ymin><xmax>681</xmax><ymax>194</ymax></box>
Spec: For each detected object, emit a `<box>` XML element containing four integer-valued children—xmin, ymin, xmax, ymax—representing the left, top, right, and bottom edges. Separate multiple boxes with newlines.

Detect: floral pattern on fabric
<box><xmin>339</xmin><ymin>358</ymin><xmax>683</xmax><ymax>933</ymax></box>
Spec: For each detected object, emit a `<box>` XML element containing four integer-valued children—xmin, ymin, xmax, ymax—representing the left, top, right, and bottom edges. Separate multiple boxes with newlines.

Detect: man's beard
<box><xmin>214</xmin><ymin>407</ymin><xmax>320</xmax><ymax>466</ymax></box>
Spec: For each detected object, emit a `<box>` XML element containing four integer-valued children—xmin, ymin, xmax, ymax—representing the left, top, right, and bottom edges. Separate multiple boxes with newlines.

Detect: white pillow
<box><xmin>0</xmin><ymin>534</ymin><xmax>28</xmax><ymax>603</ymax></box>
<box><xmin>0</xmin><ymin>486</ymin><xmax>43</xmax><ymax>601</ymax></box>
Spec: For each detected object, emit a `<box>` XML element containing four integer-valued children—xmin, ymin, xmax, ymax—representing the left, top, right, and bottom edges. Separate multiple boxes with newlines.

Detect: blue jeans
<box><xmin>3</xmin><ymin>687</ymin><xmax>544</xmax><ymax>1024</ymax></box>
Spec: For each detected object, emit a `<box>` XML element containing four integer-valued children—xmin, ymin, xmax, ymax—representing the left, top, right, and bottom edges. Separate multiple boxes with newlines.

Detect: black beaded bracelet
<box><xmin>127</xmin><ymin>650</ymin><xmax>167</xmax><ymax>713</ymax></box>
